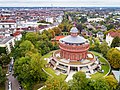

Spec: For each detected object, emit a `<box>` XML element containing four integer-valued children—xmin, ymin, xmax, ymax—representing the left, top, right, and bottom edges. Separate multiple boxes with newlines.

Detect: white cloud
<box><xmin>0</xmin><ymin>0</ymin><xmax>120</xmax><ymax>7</ymax></box>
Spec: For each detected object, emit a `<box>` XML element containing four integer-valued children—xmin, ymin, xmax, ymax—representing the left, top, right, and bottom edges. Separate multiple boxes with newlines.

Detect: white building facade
<box><xmin>0</xmin><ymin>36</ymin><xmax>15</xmax><ymax>54</ymax></box>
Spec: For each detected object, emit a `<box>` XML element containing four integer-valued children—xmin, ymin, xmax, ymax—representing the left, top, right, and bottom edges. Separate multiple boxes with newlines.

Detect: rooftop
<box><xmin>0</xmin><ymin>36</ymin><xmax>14</xmax><ymax>44</ymax></box>
<box><xmin>13</xmin><ymin>31</ymin><xmax>21</xmax><ymax>37</ymax></box>
<box><xmin>52</xmin><ymin>36</ymin><xmax>65</xmax><ymax>41</ymax></box>
<box><xmin>60</xmin><ymin>35</ymin><xmax>86</xmax><ymax>44</ymax></box>
<box><xmin>108</xmin><ymin>31</ymin><xmax>120</xmax><ymax>38</ymax></box>
<box><xmin>70</xmin><ymin>27</ymin><xmax>79</xmax><ymax>33</ymax></box>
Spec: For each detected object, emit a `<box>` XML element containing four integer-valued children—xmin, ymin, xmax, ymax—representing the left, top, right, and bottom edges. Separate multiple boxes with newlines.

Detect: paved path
<box><xmin>7</xmin><ymin>74</ymin><xmax>19</xmax><ymax>90</ymax></box>
<box><xmin>65</xmin><ymin>71</ymin><xmax>76</xmax><ymax>82</ymax></box>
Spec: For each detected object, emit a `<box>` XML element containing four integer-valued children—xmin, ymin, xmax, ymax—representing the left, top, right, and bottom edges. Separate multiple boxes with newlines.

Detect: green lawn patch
<box><xmin>90</xmin><ymin>51</ymin><xmax>111</xmax><ymax>79</ymax></box>
<box><xmin>40</xmin><ymin>51</ymin><xmax>110</xmax><ymax>81</ymax></box>
<box><xmin>40</xmin><ymin>51</ymin><xmax>67</xmax><ymax>80</ymax></box>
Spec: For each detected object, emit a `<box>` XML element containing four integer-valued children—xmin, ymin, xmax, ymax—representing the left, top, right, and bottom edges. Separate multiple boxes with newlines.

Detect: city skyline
<box><xmin>0</xmin><ymin>0</ymin><xmax>120</xmax><ymax>7</ymax></box>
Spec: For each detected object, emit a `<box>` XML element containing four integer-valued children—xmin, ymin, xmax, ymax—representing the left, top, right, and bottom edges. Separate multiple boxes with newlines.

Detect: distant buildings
<box><xmin>96</xmin><ymin>31</ymin><xmax>104</xmax><ymax>41</ymax></box>
<box><xmin>45</xmin><ymin>17</ymin><xmax>54</xmax><ymax>23</ymax></box>
<box><xmin>87</xmin><ymin>18</ymin><xmax>104</xmax><ymax>22</ymax></box>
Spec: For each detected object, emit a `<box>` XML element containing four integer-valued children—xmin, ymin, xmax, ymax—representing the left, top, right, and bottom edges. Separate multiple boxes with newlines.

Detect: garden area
<box><xmin>40</xmin><ymin>51</ymin><xmax>67</xmax><ymax>80</ymax></box>
<box><xmin>91</xmin><ymin>51</ymin><xmax>111</xmax><ymax>79</ymax></box>
<box><xmin>40</xmin><ymin>51</ymin><xmax>111</xmax><ymax>80</ymax></box>
<box><xmin>41</xmin><ymin>50</ymin><xmax>111</xmax><ymax>80</ymax></box>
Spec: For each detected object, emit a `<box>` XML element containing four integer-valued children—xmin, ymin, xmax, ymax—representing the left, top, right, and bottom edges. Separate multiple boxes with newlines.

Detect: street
<box><xmin>5</xmin><ymin>57</ymin><xmax>21</xmax><ymax>90</ymax></box>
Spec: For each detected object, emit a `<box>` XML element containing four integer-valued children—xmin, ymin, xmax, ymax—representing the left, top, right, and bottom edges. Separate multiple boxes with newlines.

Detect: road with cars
<box><xmin>6</xmin><ymin>57</ymin><xmax>22</xmax><ymax>90</ymax></box>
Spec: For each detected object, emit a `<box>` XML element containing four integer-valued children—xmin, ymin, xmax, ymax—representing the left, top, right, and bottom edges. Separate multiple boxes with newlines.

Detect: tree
<box><xmin>44</xmin><ymin>77</ymin><xmax>68</xmax><ymax>90</ymax></box>
<box><xmin>35</xmin><ymin>40</ymin><xmax>51</xmax><ymax>55</ymax></box>
<box><xmin>14</xmin><ymin>54</ymin><xmax>47</xmax><ymax>90</ymax></box>
<box><xmin>48</xmin><ymin>29</ymin><xmax>55</xmax><ymax>38</ymax></box>
<box><xmin>107</xmin><ymin>24</ymin><xmax>115</xmax><ymax>30</ymax></box>
<box><xmin>111</xmin><ymin>36</ymin><xmax>120</xmax><ymax>48</ymax></box>
<box><xmin>52</xmin><ymin>27</ymin><xmax>61</xmax><ymax>36</ymax></box>
<box><xmin>89</xmin><ymin>38</ymin><xmax>101</xmax><ymax>53</ymax></box>
<box><xmin>0</xmin><ymin>66</ymin><xmax>6</xmax><ymax>84</ymax></box>
<box><xmin>99</xmin><ymin>41</ymin><xmax>110</xmax><ymax>58</ymax></box>
<box><xmin>107</xmin><ymin>48</ymin><xmax>120</xmax><ymax>69</ymax></box>
<box><xmin>80</xmin><ymin>16</ymin><xmax>87</xmax><ymax>23</ymax></box>
<box><xmin>76</xmin><ymin>24</ymin><xmax>82</xmax><ymax>34</ymax></box>
<box><xmin>58</xmin><ymin>24</ymin><xmax>64</xmax><ymax>31</ymax></box>
<box><xmin>68</xmin><ymin>71</ymin><xmax>91</xmax><ymax>90</ymax></box>
<box><xmin>19</xmin><ymin>40</ymin><xmax>37</xmax><ymax>57</ymax></box>
<box><xmin>25</xmin><ymin>32</ymin><xmax>39</xmax><ymax>44</ymax></box>
<box><xmin>105</xmin><ymin>75</ymin><xmax>118</xmax><ymax>90</ymax></box>
<box><xmin>0</xmin><ymin>47</ymin><xmax>6</xmax><ymax>54</ymax></box>
<box><xmin>42</xmin><ymin>30</ymin><xmax>52</xmax><ymax>40</ymax></box>
<box><xmin>29</xmin><ymin>53</ymin><xmax>47</xmax><ymax>82</ymax></box>
<box><xmin>0</xmin><ymin>53</ymin><xmax>10</xmax><ymax>67</ymax></box>
<box><xmin>90</xmin><ymin>78</ymin><xmax>110</xmax><ymax>90</ymax></box>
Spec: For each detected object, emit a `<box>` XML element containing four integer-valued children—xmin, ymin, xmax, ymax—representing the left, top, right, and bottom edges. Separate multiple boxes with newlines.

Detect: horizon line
<box><xmin>0</xmin><ymin>6</ymin><xmax>120</xmax><ymax>8</ymax></box>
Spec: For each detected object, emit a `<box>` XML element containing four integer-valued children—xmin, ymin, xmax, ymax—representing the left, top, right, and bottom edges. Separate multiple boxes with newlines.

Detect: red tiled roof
<box><xmin>55</xmin><ymin>36</ymin><xmax>65</xmax><ymax>41</ymax></box>
<box><xmin>13</xmin><ymin>31</ymin><xmax>21</xmax><ymax>37</ymax></box>
<box><xmin>108</xmin><ymin>31</ymin><xmax>120</xmax><ymax>38</ymax></box>
<box><xmin>0</xmin><ymin>35</ymin><xmax>5</xmax><ymax>39</ymax></box>
<box><xmin>1</xmin><ymin>20</ymin><xmax>16</xmax><ymax>23</ymax></box>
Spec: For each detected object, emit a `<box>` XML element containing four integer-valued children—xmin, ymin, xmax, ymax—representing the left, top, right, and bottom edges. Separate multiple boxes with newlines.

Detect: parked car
<box><xmin>6</xmin><ymin>73</ymin><xmax>9</xmax><ymax>76</ymax></box>
<box><xmin>9</xmin><ymin>64</ymin><xmax>13</xmax><ymax>73</ymax></box>
<box><xmin>8</xmin><ymin>81</ymin><xmax>12</xmax><ymax>90</ymax></box>
<box><xmin>11</xmin><ymin>57</ymin><xmax>14</xmax><ymax>65</ymax></box>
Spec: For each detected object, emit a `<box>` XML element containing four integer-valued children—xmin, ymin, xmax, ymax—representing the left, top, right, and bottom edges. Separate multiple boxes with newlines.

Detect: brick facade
<box><xmin>59</xmin><ymin>43</ymin><xmax>89</xmax><ymax>61</ymax></box>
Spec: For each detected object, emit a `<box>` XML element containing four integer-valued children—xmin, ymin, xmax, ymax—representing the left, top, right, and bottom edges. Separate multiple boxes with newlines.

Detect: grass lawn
<box><xmin>90</xmin><ymin>51</ymin><xmax>111</xmax><ymax>79</ymax></box>
<box><xmin>40</xmin><ymin>51</ymin><xmax>111</xmax><ymax>81</ymax></box>
<box><xmin>40</xmin><ymin>51</ymin><xmax>67</xmax><ymax>80</ymax></box>
<box><xmin>33</xmin><ymin>82</ymin><xmax>44</xmax><ymax>90</ymax></box>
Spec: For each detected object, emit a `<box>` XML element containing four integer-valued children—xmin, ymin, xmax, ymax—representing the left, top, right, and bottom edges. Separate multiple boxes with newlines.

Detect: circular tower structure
<box><xmin>59</xmin><ymin>27</ymin><xmax>89</xmax><ymax>61</ymax></box>
<box><xmin>48</xmin><ymin>27</ymin><xmax>101</xmax><ymax>76</ymax></box>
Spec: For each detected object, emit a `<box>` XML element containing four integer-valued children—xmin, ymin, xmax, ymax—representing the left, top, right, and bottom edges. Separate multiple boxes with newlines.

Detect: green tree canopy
<box><xmin>0</xmin><ymin>66</ymin><xmax>6</xmax><ymax>84</ymax></box>
<box><xmin>52</xmin><ymin>27</ymin><xmax>61</xmax><ymax>36</ymax></box>
<box><xmin>107</xmin><ymin>48</ymin><xmax>120</xmax><ymax>69</ymax></box>
<box><xmin>68</xmin><ymin>71</ymin><xmax>91</xmax><ymax>90</ymax></box>
<box><xmin>111</xmin><ymin>36</ymin><xmax>120</xmax><ymax>48</ymax></box>
<box><xmin>44</xmin><ymin>77</ymin><xmax>68</xmax><ymax>90</ymax></box>
<box><xmin>99</xmin><ymin>41</ymin><xmax>110</xmax><ymax>58</ymax></box>
<box><xmin>0</xmin><ymin>53</ymin><xmax>10</xmax><ymax>67</ymax></box>
<box><xmin>90</xmin><ymin>78</ymin><xmax>110</xmax><ymax>90</ymax></box>
<box><xmin>19</xmin><ymin>40</ymin><xmax>37</xmax><ymax>57</ymax></box>
<box><xmin>105</xmin><ymin>75</ymin><xmax>118</xmax><ymax>90</ymax></box>
<box><xmin>14</xmin><ymin>54</ymin><xmax>47</xmax><ymax>90</ymax></box>
<box><xmin>25</xmin><ymin>32</ymin><xmax>39</xmax><ymax>44</ymax></box>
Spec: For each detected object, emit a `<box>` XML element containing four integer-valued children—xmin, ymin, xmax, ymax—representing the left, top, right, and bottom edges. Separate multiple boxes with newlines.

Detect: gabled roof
<box><xmin>55</xmin><ymin>36</ymin><xmax>65</xmax><ymax>41</ymax></box>
<box><xmin>108</xmin><ymin>31</ymin><xmax>120</xmax><ymax>38</ymax></box>
<box><xmin>13</xmin><ymin>31</ymin><xmax>21</xmax><ymax>37</ymax></box>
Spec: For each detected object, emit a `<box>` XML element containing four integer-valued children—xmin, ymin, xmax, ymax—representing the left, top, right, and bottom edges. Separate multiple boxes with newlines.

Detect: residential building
<box><xmin>106</xmin><ymin>31</ymin><xmax>120</xmax><ymax>46</ymax></box>
<box><xmin>0</xmin><ymin>36</ymin><xmax>15</xmax><ymax>54</ymax></box>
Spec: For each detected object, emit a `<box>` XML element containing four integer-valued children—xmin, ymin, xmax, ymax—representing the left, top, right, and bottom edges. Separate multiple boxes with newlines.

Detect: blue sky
<box><xmin>0</xmin><ymin>0</ymin><xmax>120</xmax><ymax>7</ymax></box>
